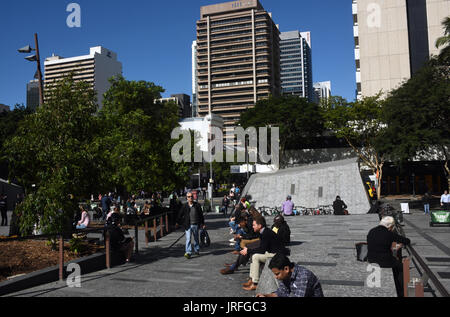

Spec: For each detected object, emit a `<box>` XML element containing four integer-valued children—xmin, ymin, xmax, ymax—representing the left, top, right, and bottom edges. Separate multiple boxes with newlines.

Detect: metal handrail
<box><xmin>395</xmin><ymin>221</ymin><xmax>450</xmax><ymax>297</ymax></box>
<box><xmin>405</xmin><ymin>244</ymin><xmax>450</xmax><ymax>297</ymax></box>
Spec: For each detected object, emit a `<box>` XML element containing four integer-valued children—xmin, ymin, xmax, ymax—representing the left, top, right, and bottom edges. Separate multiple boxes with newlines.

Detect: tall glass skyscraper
<box><xmin>280</xmin><ymin>30</ymin><xmax>313</xmax><ymax>101</ymax></box>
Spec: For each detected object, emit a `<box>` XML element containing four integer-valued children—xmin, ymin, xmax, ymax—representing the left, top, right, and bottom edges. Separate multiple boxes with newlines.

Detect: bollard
<box><xmin>153</xmin><ymin>218</ymin><xmax>157</xmax><ymax>242</ymax></box>
<box><xmin>135</xmin><ymin>224</ymin><xmax>139</xmax><ymax>254</ymax></box>
<box><xmin>403</xmin><ymin>258</ymin><xmax>411</xmax><ymax>297</ymax></box>
<box><xmin>415</xmin><ymin>280</ymin><xmax>424</xmax><ymax>297</ymax></box>
<box><xmin>105</xmin><ymin>230</ymin><xmax>111</xmax><ymax>269</ymax></box>
<box><xmin>165</xmin><ymin>214</ymin><xmax>169</xmax><ymax>234</ymax></box>
<box><xmin>160</xmin><ymin>216</ymin><xmax>164</xmax><ymax>237</ymax></box>
<box><xmin>145</xmin><ymin>221</ymin><xmax>149</xmax><ymax>247</ymax></box>
<box><xmin>59</xmin><ymin>236</ymin><xmax>64</xmax><ymax>281</ymax></box>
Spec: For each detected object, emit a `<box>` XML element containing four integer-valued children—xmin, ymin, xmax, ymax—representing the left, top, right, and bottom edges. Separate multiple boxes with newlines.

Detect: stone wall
<box><xmin>242</xmin><ymin>158</ymin><xmax>371</xmax><ymax>215</ymax></box>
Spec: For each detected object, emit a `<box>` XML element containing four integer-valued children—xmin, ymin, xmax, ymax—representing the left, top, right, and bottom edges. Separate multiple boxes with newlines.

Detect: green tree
<box><xmin>381</xmin><ymin>57</ymin><xmax>450</xmax><ymax>190</ymax></box>
<box><xmin>0</xmin><ymin>104</ymin><xmax>34</xmax><ymax>179</ymax></box>
<box><xmin>324</xmin><ymin>95</ymin><xmax>386</xmax><ymax>199</ymax></box>
<box><xmin>436</xmin><ymin>16</ymin><xmax>450</xmax><ymax>63</ymax></box>
<box><xmin>238</xmin><ymin>95</ymin><xmax>325</xmax><ymax>166</ymax></box>
<box><xmin>98</xmin><ymin>76</ymin><xmax>182</xmax><ymax>194</ymax></box>
<box><xmin>3</xmin><ymin>77</ymin><xmax>102</xmax><ymax>235</ymax></box>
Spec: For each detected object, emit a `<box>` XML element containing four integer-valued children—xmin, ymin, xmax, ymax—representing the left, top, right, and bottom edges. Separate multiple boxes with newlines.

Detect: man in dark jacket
<box><xmin>177</xmin><ymin>191</ymin><xmax>205</xmax><ymax>259</ymax></box>
<box><xmin>333</xmin><ymin>196</ymin><xmax>347</xmax><ymax>215</ymax></box>
<box><xmin>241</xmin><ymin>217</ymin><xmax>288</xmax><ymax>291</ymax></box>
<box><xmin>367</xmin><ymin>216</ymin><xmax>411</xmax><ymax>297</ymax></box>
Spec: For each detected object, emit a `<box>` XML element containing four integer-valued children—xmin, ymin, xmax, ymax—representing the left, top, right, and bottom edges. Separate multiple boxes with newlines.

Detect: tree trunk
<box><xmin>376</xmin><ymin>166</ymin><xmax>383</xmax><ymax>200</ymax></box>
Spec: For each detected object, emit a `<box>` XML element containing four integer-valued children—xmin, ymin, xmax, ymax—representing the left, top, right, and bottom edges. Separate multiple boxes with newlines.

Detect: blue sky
<box><xmin>0</xmin><ymin>0</ymin><xmax>356</xmax><ymax>109</ymax></box>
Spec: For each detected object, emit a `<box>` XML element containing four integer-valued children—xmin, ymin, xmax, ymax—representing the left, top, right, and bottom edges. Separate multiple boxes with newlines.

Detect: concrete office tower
<box><xmin>313</xmin><ymin>81</ymin><xmax>332</xmax><ymax>104</ymax></box>
<box><xmin>44</xmin><ymin>46</ymin><xmax>122</xmax><ymax>107</ymax></box>
<box><xmin>26</xmin><ymin>79</ymin><xmax>40</xmax><ymax>110</ymax></box>
<box><xmin>196</xmin><ymin>0</ymin><xmax>281</xmax><ymax>145</ymax></box>
<box><xmin>280</xmin><ymin>30</ymin><xmax>314</xmax><ymax>101</ymax></box>
<box><xmin>353</xmin><ymin>0</ymin><xmax>450</xmax><ymax>100</ymax></box>
<box><xmin>192</xmin><ymin>40</ymin><xmax>198</xmax><ymax>117</ymax></box>
<box><xmin>157</xmin><ymin>94</ymin><xmax>192</xmax><ymax>119</ymax></box>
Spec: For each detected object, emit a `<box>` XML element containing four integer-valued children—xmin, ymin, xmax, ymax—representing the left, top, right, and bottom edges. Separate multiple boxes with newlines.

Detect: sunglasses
<box><xmin>187</xmin><ymin>196</ymin><xmax>193</xmax><ymax>198</ymax></box>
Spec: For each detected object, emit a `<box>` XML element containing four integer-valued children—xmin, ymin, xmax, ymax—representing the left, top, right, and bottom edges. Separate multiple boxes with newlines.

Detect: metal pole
<box><xmin>34</xmin><ymin>33</ymin><xmax>44</xmax><ymax>106</ymax></box>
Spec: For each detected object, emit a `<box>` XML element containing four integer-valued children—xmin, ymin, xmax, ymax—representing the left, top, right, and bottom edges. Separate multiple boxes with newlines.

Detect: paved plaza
<box><xmin>3</xmin><ymin>203</ymin><xmax>449</xmax><ymax>297</ymax></box>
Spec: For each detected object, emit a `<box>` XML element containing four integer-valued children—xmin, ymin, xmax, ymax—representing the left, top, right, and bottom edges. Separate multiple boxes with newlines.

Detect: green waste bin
<box><xmin>430</xmin><ymin>211</ymin><xmax>450</xmax><ymax>227</ymax></box>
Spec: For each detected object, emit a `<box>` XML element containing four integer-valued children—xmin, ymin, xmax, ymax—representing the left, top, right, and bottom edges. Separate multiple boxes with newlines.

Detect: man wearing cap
<box><xmin>281</xmin><ymin>196</ymin><xmax>294</xmax><ymax>216</ymax></box>
<box><xmin>367</xmin><ymin>216</ymin><xmax>411</xmax><ymax>297</ymax></box>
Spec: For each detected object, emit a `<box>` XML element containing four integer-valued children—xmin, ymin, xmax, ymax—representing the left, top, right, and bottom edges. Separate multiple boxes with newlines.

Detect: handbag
<box><xmin>200</xmin><ymin>228</ymin><xmax>211</xmax><ymax>247</ymax></box>
<box><xmin>355</xmin><ymin>242</ymin><xmax>368</xmax><ymax>262</ymax></box>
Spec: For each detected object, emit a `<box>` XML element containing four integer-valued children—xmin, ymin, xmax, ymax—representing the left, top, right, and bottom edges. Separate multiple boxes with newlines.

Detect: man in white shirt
<box><xmin>441</xmin><ymin>190</ymin><xmax>450</xmax><ymax>210</ymax></box>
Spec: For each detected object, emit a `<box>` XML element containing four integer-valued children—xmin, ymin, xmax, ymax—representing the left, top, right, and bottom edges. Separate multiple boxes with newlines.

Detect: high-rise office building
<box><xmin>192</xmin><ymin>40</ymin><xmax>199</xmax><ymax>117</ymax></box>
<box><xmin>44</xmin><ymin>46</ymin><xmax>122</xmax><ymax>107</ymax></box>
<box><xmin>196</xmin><ymin>0</ymin><xmax>281</xmax><ymax>144</ymax></box>
<box><xmin>26</xmin><ymin>79</ymin><xmax>40</xmax><ymax>110</ymax></box>
<box><xmin>353</xmin><ymin>0</ymin><xmax>450</xmax><ymax>99</ymax></box>
<box><xmin>157</xmin><ymin>94</ymin><xmax>192</xmax><ymax>119</ymax></box>
<box><xmin>313</xmin><ymin>81</ymin><xmax>332</xmax><ymax>104</ymax></box>
<box><xmin>280</xmin><ymin>30</ymin><xmax>313</xmax><ymax>101</ymax></box>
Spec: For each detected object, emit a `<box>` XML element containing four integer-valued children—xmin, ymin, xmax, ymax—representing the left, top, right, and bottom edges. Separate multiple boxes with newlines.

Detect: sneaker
<box><xmin>184</xmin><ymin>253</ymin><xmax>191</xmax><ymax>259</ymax></box>
<box><xmin>194</xmin><ymin>251</ymin><xmax>200</xmax><ymax>256</ymax></box>
<box><xmin>229</xmin><ymin>238</ymin><xmax>235</xmax><ymax>242</ymax></box>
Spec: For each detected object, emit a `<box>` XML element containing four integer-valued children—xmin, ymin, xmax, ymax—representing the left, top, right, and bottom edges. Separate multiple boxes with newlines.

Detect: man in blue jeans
<box><xmin>177</xmin><ymin>192</ymin><xmax>206</xmax><ymax>259</ymax></box>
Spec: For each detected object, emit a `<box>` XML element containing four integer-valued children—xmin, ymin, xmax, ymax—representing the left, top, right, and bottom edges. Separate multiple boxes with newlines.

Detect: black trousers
<box><xmin>1</xmin><ymin>208</ymin><xmax>7</xmax><ymax>226</ymax></box>
<box><xmin>391</xmin><ymin>260</ymin><xmax>405</xmax><ymax>297</ymax></box>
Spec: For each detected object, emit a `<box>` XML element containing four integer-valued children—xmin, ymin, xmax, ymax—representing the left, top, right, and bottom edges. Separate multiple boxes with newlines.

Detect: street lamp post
<box><xmin>18</xmin><ymin>33</ymin><xmax>44</xmax><ymax>106</ymax></box>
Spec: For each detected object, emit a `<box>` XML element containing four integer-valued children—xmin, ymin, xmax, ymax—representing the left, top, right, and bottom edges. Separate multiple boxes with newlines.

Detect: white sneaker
<box><xmin>229</xmin><ymin>243</ymin><xmax>235</xmax><ymax>246</ymax></box>
<box><xmin>229</xmin><ymin>238</ymin><xmax>235</xmax><ymax>242</ymax></box>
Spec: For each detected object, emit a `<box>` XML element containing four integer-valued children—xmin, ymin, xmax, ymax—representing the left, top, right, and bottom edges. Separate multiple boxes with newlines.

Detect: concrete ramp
<box><xmin>242</xmin><ymin>158</ymin><xmax>371</xmax><ymax>215</ymax></box>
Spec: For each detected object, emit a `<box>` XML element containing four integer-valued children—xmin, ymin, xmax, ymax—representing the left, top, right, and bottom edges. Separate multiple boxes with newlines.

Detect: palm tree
<box><xmin>435</xmin><ymin>16</ymin><xmax>450</xmax><ymax>62</ymax></box>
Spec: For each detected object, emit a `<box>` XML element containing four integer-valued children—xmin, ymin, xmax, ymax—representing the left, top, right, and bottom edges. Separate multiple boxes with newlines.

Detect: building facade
<box><xmin>26</xmin><ymin>79</ymin><xmax>40</xmax><ymax>111</ymax></box>
<box><xmin>280</xmin><ymin>30</ymin><xmax>314</xmax><ymax>101</ymax></box>
<box><xmin>44</xmin><ymin>46</ymin><xmax>122</xmax><ymax>107</ymax></box>
<box><xmin>313</xmin><ymin>81</ymin><xmax>332</xmax><ymax>104</ymax></box>
<box><xmin>196</xmin><ymin>0</ymin><xmax>281</xmax><ymax>144</ymax></box>
<box><xmin>353</xmin><ymin>0</ymin><xmax>450</xmax><ymax>99</ymax></box>
<box><xmin>192</xmin><ymin>41</ymin><xmax>199</xmax><ymax>117</ymax></box>
<box><xmin>158</xmin><ymin>94</ymin><xmax>192</xmax><ymax>119</ymax></box>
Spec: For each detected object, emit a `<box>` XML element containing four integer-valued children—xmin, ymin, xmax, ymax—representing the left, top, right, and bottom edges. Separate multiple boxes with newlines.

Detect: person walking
<box><xmin>441</xmin><ymin>190</ymin><xmax>450</xmax><ymax>210</ymax></box>
<box><xmin>101</xmin><ymin>193</ymin><xmax>112</xmax><ymax>221</ymax></box>
<box><xmin>423</xmin><ymin>191</ymin><xmax>432</xmax><ymax>215</ymax></box>
<box><xmin>221</xmin><ymin>195</ymin><xmax>230</xmax><ymax>216</ymax></box>
<box><xmin>0</xmin><ymin>194</ymin><xmax>7</xmax><ymax>226</ymax></box>
<box><xmin>177</xmin><ymin>191</ymin><xmax>205</xmax><ymax>259</ymax></box>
